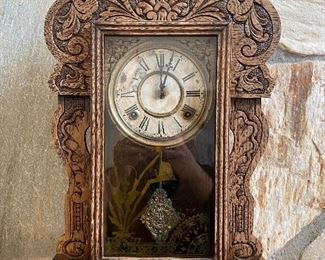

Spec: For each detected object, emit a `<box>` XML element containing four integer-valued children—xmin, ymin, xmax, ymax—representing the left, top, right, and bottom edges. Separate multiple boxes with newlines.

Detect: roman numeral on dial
<box><xmin>139</xmin><ymin>58</ymin><xmax>150</xmax><ymax>72</ymax></box>
<box><xmin>158</xmin><ymin>121</ymin><xmax>166</xmax><ymax>135</ymax></box>
<box><xmin>124</xmin><ymin>104</ymin><xmax>139</xmax><ymax>121</ymax></box>
<box><xmin>173</xmin><ymin>58</ymin><xmax>181</xmax><ymax>71</ymax></box>
<box><xmin>183</xmin><ymin>72</ymin><xmax>197</xmax><ymax>82</ymax></box>
<box><xmin>182</xmin><ymin>104</ymin><xmax>197</xmax><ymax>119</ymax></box>
<box><xmin>186</xmin><ymin>90</ymin><xmax>201</xmax><ymax>97</ymax></box>
<box><xmin>173</xmin><ymin>117</ymin><xmax>182</xmax><ymax>129</ymax></box>
<box><xmin>120</xmin><ymin>91</ymin><xmax>135</xmax><ymax>98</ymax></box>
<box><xmin>155</xmin><ymin>53</ymin><xmax>165</xmax><ymax>69</ymax></box>
<box><xmin>125</xmin><ymin>104</ymin><xmax>138</xmax><ymax>115</ymax></box>
<box><xmin>139</xmin><ymin>116</ymin><xmax>150</xmax><ymax>131</ymax></box>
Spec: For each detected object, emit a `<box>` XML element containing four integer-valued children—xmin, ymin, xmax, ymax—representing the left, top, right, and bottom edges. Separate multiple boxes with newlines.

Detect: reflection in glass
<box><xmin>103</xmin><ymin>36</ymin><xmax>217</xmax><ymax>257</ymax></box>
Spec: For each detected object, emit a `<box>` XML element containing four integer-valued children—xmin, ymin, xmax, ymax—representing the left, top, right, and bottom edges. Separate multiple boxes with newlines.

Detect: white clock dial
<box><xmin>107</xmin><ymin>44</ymin><xmax>213</xmax><ymax>147</ymax></box>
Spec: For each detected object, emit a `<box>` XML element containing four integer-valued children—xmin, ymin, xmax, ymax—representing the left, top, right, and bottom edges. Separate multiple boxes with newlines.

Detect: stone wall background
<box><xmin>0</xmin><ymin>1</ymin><xmax>65</xmax><ymax>259</ymax></box>
<box><xmin>252</xmin><ymin>1</ymin><xmax>325</xmax><ymax>258</ymax></box>
<box><xmin>0</xmin><ymin>0</ymin><xmax>323</xmax><ymax>259</ymax></box>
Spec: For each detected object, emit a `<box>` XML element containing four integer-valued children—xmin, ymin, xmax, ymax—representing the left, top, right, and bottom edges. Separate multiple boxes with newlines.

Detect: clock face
<box><xmin>107</xmin><ymin>43</ymin><xmax>213</xmax><ymax>147</ymax></box>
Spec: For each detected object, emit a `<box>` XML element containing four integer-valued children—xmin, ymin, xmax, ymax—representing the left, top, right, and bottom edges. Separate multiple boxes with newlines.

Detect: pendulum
<box><xmin>140</xmin><ymin>183</ymin><xmax>180</xmax><ymax>243</ymax></box>
<box><xmin>140</xmin><ymin>151</ymin><xmax>180</xmax><ymax>243</ymax></box>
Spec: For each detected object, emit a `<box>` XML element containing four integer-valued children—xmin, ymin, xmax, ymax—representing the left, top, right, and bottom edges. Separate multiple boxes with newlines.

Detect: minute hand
<box><xmin>161</xmin><ymin>51</ymin><xmax>175</xmax><ymax>90</ymax></box>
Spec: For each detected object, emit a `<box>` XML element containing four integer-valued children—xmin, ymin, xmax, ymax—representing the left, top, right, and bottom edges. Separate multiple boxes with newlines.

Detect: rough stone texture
<box><xmin>271</xmin><ymin>213</ymin><xmax>325</xmax><ymax>260</ymax></box>
<box><xmin>301</xmin><ymin>230</ymin><xmax>325</xmax><ymax>260</ymax></box>
<box><xmin>0</xmin><ymin>0</ymin><xmax>324</xmax><ymax>260</ymax></box>
<box><xmin>0</xmin><ymin>0</ymin><xmax>65</xmax><ymax>259</ymax></box>
<box><xmin>270</xmin><ymin>0</ymin><xmax>325</xmax><ymax>56</ymax></box>
<box><xmin>252</xmin><ymin>60</ymin><xmax>325</xmax><ymax>258</ymax></box>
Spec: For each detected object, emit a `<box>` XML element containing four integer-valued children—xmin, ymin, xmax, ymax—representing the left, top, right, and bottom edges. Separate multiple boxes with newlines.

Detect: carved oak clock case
<box><xmin>44</xmin><ymin>0</ymin><xmax>280</xmax><ymax>259</ymax></box>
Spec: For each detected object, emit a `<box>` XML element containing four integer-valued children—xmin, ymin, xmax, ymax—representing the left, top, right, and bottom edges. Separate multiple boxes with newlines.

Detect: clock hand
<box><xmin>155</xmin><ymin>52</ymin><xmax>165</xmax><ymax>91</ymax></box>
<box><xmin>158</xmin><ymin>68</ymin><xmax>166</xmax><ymax>99</ymax></box>
<box><xmin>160</xmin><ymin>51</ymin><xmax>175</xmax><ymax>99</ymax></box>
<box><xmin>162</xmin><ymin>51</ymin><xmax>175</xmax><ymax>87</ymax></box>
<box><xmin>159</xmin><ymin>67</ymin><xmax>164</xmax><ymax>89</ymax></box>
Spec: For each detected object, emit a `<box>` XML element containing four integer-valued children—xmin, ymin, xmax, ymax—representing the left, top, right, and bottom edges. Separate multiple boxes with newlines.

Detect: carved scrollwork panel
<box><xmin>45</xmin><ymin>0</ymin><xmax>280</xmax><ymax>97</ymax></box>
<box><xmin>45</xmin><ymin>0</ymin><xmax>99</xmax><ymax>95</ymax></box>
<box><xmin>98</xmin><ymin>0</ymin><xmax>226</xmax><ymax>23</ymax></box>
<box><xmin>229</xmin><ymin>98</ymin><xmax>268</xmax><ymax>259</ymax></box>
<box><xmin>228</xmin><ymin>0</ymin><xmax>281</xmax><ymax>97</ymax></box>
<box><xmin>52</xmin><ymin>97</ymin><xmax>91</xmax><ymax>258</ymax></box>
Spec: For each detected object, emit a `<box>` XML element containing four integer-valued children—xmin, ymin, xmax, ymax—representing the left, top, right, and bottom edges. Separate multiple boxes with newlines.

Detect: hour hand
<box><xmin>159</xmin><ymin>70</ymin><xmax>164</xmax><ymax>89</ymax></box>
<box><xmin>159</xmin><ymin>89</ymin><xmax>166</xmax><ymax>99</ymax></box>
<box><xmin>158</xmin><ymin>71</ymin><xmax>166</xmax><ymax>99</ymax></box>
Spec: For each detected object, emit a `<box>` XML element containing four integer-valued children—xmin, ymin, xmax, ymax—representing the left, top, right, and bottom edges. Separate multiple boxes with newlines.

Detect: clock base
<box><xmin>53</xmin><ymin>254</ymin><xmax>89</xmax><ymax>260</ymax></box>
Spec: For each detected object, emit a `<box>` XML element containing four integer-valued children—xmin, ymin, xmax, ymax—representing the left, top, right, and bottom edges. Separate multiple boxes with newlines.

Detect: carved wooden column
<box><xmin>229</xmin><ymin>99</ymin><xmax>268</xmax><ymax>259</ymax></box>
<box><xmin>44</xmin><ymin>1</ymin><xmax>96</xmax><ymax>258</ymax></box>
<box><xmin>52</xmin><ymin>97</ymin><xmax>91</xmax><ymax>259</ymax></box>
<box><xmin>44</xmin><ymin>0</ymin><xmax>280</xmax><ymax>259</ymax></box>
<box><xmin>227</xmin><ymin>1</ymin><xmax>281</xmax><ymax>258</ymax></box>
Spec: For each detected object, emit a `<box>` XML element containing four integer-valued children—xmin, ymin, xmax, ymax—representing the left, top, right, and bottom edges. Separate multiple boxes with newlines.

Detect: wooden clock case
<box><xmin>44</xmin><ymin>0</ymin><xmax>281</xmax><ymax>259</ymax></box>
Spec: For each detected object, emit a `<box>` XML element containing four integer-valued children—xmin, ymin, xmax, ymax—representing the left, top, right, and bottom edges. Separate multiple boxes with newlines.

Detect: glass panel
<box><xmin>103</xmin><ymin>36</ymin><xmax>217</xmax><ymax>258</ymax></box>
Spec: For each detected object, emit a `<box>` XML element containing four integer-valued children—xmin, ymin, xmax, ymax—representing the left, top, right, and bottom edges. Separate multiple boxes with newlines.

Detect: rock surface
<box><xmin>301</xmin><ymin>231</ymin><xmax>325</xmax><ymax>260</ymax></box>
<box><xmin>252</xmin><ymin>61</ymin><xmax>325</xmax><ymax>258</ymax></box>
<box><xmin>0</xmin><ymin>0</ymin><xmax>65</xmax><ymax>259</ymax></box>
<box><xmin>271</xmin><ymin>0</ymin><xmax>325</xmax><ymax>56</ymax></box>
<box><xmin>271</xmin><ymin>213</ymin><xmax>325</xmax><ymax>260</ymax></box>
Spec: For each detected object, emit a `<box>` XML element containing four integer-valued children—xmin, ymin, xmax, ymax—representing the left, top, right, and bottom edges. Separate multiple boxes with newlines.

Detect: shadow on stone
<box><xmin>271</xmin><ymin>212</ymin><xmax>325</xmax><ymax>260</ymax></box>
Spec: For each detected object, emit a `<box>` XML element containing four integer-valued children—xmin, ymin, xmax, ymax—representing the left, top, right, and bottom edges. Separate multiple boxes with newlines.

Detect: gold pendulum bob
<box><xmin>140</xmin><ymin>150</ymin><xmax>180</xmax><ymax>243</ymax></box>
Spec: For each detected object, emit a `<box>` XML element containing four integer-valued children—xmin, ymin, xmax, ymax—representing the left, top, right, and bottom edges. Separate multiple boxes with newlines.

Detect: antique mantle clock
<box><xmin>44</xmin><ymin>0</ymin><xmax>280</xmax><ymax>259</ymax></box>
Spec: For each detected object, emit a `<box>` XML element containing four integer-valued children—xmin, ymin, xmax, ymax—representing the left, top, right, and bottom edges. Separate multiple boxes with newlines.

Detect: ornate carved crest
<box><xmin>44</xmin><ymin>0</ymin><xmax>280</xmax><ymax>259</ymax></box>
<box><xmin>45</xmin><ymin>0</ymin><xmax>279</xmax><ymax>97</ymax></box>
<box><xmin>99</xmin><ymin>0</ymin><xmax>226</xmax><ymax>22</ymax></box>
<box><xmin>227</xmin><ymin>0</ymin><xmax>281</xmax><ymax>96</ymax></box>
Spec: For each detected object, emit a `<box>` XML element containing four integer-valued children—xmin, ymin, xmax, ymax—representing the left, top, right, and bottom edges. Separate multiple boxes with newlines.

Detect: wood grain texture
<box><xmin>52</xmin><ymin>97</ymin><xmax>91</xmax><ymax>258</ymax></box>
<box><xmin>44</xmin><ymin>0</ymin><xmax>280</xmax><ymax>259</ymax></box>
<box><xmin>229</xmin><ymin>99</ymin><xmax>268</xmax><ymax>259</ymax></box>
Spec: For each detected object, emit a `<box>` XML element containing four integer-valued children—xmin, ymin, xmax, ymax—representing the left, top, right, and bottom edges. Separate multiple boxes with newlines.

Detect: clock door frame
<box><xmin>44</xmin><ymin>1</ymin><xmax>281</xmax><ymax>259</ymax></box>
<box><xmin>92</xmin><ymin>24</ymin><xmax>230</xmax><ymax>260</ymax></box>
